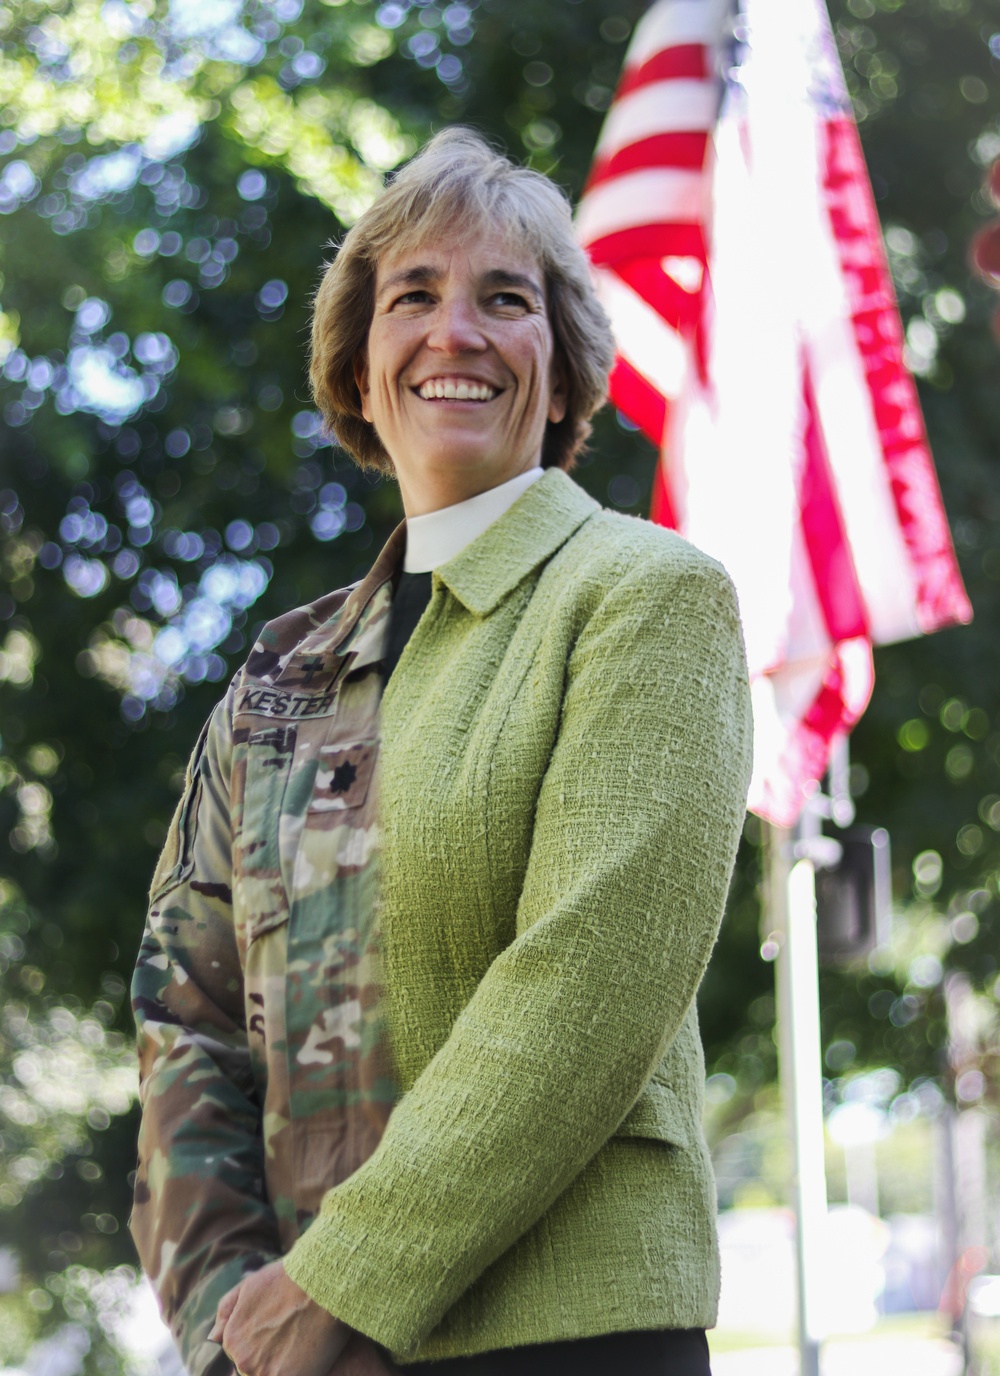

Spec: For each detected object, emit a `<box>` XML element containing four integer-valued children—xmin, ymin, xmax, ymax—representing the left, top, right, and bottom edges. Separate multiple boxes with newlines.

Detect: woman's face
<box><xmin>355</xmin><ymin>229</ymin><xmax>567</xmax><ymax>516</ymax></box>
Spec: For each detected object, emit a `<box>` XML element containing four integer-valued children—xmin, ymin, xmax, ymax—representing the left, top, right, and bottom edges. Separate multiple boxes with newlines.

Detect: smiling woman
<box><xmin>309</xmin><ymin>129</ymin><xmax>611</xmax><ymax>479</ymax></box>
<box><xmin>130</xmin><ymin>128</ymin><xmax>753</xmax><ymax>1376</ymax></box>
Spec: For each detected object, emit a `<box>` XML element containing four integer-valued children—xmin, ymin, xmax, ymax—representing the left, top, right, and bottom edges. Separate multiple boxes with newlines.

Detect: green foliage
<box><xmin>824</xmin><ymin>0</ymin><xmax>1000</xmax><ymax>1095</ymax></box>
<box><xmin>1</xmin><ymin>0</ymin><xmax>999</xmax><ymax>1363</ymax></box>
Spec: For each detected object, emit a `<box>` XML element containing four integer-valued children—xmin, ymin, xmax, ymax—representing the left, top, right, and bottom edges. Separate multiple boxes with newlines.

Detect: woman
<box><xmin>131</xmin><ymin>128</ymin><xmax>753</xmax><ymax>1376</ymax></box>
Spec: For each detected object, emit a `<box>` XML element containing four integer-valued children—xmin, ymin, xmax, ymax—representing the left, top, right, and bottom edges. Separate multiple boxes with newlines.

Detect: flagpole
<box><xmin>766</xmin><ymin>815</ymin><xmax>829</xmax><ymax>1376</ymax></box>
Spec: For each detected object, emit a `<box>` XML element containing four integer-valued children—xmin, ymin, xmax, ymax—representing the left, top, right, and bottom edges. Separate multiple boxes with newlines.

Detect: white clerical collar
<box><xmin>403</xmin><ymin>467</ymin><xmax>544</xmax><ymax>573</ymax></box>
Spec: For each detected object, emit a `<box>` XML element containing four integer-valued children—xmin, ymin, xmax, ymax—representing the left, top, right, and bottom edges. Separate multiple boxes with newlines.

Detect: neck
<box><xmin>401</xmin><ymin>466</ymin><xmax>545</xmax><ymax>574</ymax></box>
<box><xmin>397</xmin><ymin>458</ymin><xmax>540</xmax><ymax>518</ymax></box>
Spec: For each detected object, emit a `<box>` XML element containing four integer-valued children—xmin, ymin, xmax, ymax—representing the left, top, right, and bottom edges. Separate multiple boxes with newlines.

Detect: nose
<box><xmin>427</xmin><ymin>295</ymin><xmax>486</xmax><ymax>355</ymax></box>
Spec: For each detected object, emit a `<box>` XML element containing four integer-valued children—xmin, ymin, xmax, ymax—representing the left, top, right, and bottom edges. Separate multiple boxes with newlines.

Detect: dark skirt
<box><xmin>395</xmin><ymin>1328</ymin><xmax>711</xmax><ymax>1374</ymax></box>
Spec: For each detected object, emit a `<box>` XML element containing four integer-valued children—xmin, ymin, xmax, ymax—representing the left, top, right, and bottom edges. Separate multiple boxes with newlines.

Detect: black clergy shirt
<box><xmin>383</xmin><ymin>570</ymin><xmax>433</xmax><ymax>683</ymax></box>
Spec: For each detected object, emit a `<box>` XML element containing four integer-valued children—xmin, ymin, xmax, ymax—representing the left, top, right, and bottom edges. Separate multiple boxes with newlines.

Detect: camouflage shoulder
<box><xmin>242</xmin><ymin>521</ymin><xmax>404</xmax><ymax>685</ymax></box>
<box><xmin>245</xmin><ymin>584</ymin><xmax>357</xmax><ymax>681</ymax></box>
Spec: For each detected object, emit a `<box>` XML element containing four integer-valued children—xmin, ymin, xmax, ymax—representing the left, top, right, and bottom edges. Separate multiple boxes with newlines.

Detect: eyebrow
<box><xmin>483</xmin><ymin>269</ymin><xmax>545</xmax><ymax>299</ymax></box>
<box><xmin>376</xmin><ymin>265</ymin><xmax>545</xmax><ymax>301</ymax></box>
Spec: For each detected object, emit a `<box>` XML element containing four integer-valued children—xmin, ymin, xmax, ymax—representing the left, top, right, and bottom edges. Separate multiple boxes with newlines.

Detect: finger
<box><xmin>207</xmin><ymin>1281</ymin><xmax>243</xmax><ymax>1342</ymax></box>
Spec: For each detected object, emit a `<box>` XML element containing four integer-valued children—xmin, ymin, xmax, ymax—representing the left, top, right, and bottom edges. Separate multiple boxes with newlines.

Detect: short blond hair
<box><xmin>309</xmin><ymin>127</ymin><xmax>615</xmax><ymax>473</ymax></box>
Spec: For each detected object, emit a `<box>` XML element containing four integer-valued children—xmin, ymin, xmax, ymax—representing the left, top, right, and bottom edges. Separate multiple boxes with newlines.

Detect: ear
<box><xmin>354</xmin><ymin>352</ymin><xmax>373</xmax><ymax>423</ymax></box>
<box><xmin>547</xmin><ymin>352</ymin><xmax>569</xmax><ymax>425</ymax></box>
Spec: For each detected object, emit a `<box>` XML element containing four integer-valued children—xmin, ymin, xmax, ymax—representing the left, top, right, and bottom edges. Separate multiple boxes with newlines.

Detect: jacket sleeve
<box><xmin>130</xmin><ymin>687</ymin><xmax>282</xmax><ymax>1376</ymax></box>
<box><xmin>283</xmin><ymin>550</ymin><xmax>754</xmax><ymax>1355</ymax></box>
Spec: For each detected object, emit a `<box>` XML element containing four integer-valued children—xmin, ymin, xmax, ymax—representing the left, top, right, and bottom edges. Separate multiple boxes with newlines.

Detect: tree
<box><xmin>0</xmin><ymin>0</ymin><xmax>997</xmax><ymax>1365</ymax></box>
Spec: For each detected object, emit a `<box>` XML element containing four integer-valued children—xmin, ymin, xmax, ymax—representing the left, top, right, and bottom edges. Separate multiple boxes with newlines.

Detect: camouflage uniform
<box><xmin>131</xmin><ymin>526</ymin><xmax>404</xmax><ymax>1376</ymax></box>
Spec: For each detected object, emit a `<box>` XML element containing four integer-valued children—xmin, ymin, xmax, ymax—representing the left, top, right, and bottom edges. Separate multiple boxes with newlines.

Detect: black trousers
<box><xmin>396</xmin><ymin>1329</ymin><xmax>711</xmax><ymax>1374</ymax></box>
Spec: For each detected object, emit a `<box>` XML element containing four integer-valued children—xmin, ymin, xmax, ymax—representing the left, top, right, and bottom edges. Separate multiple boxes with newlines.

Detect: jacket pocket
<box><xmin>289</xmin><ymin>738</ymin><xmax>379</xmax><ymax>922</ymax></box>
<box><xmin>242</xmin><ymin>724</ymin><xmax>297</xmax><ymax>868</ymax></box>
<box><xmin>615</xmin><ymin>1080</ymin><xmax>692</xmax><ymax>1150</ymax></box>
<box><xmin>238</xmin><ymin>724</ymin><xmax>297</xmax><ymax>943</ymax></box>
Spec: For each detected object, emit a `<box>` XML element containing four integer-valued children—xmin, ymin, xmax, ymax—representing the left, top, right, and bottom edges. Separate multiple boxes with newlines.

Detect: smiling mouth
<box><xmin>417</xmin><ymin>378</ymin><xmax>499</xmax><ymax>402</ymax></box>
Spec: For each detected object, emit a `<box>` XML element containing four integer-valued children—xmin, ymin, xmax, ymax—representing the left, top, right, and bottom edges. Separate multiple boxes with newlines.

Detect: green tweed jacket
<box><xmin>132</xmin><ymin>469</ymin><xmax>753</xmax><ymax>1368</ymax></box>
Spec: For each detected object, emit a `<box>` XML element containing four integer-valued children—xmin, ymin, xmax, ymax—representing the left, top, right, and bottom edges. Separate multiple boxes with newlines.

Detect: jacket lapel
<box><xmin>435</xmin><ymin>470</ymin><xmax>598</xmax><ymax>616</ymax></box>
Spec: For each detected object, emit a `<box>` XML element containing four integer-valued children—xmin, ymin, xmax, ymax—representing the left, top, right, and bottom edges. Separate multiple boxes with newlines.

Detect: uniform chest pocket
<box><xmin>291</xmin><ymin>739</ymin><xmax>379</xmax><ymax>919</ymax></box>
<box><xmin>233</xmin><ymin>723</ymin><xmax>299</xmax><ymax>947</ymax></box>
<box><xmin>239</xmin><ymin>724</ymin><xmax>297</xmax><ymax>876</ymax></box>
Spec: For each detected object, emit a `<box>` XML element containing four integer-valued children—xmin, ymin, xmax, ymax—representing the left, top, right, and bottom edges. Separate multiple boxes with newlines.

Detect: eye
<box><xmin>391</xmin><ymin>288</ymin><xmax>434</xmax><ymax>308</ymax></box>
<box><xmin>489</xmin><ymin>290</ymin><xmax>531</xmax><ymax>310</ymax></box>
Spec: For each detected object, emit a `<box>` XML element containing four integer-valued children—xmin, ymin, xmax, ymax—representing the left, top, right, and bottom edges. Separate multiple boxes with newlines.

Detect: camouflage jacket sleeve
<box><xmin>130</xmin><ymin>684</ymin><xmax>282</xmax><ymax>1376</ymax></box>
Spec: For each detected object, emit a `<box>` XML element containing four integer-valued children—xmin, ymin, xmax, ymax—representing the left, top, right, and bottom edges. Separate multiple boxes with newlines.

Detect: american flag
<box><xmin>577</xmin><ymin>0</ymin><xmax>972</xmax><ymax>826</ymax></box>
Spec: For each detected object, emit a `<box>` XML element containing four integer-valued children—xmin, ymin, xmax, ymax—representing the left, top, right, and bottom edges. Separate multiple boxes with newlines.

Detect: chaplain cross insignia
<box><xmin>329</xmin><ymin>760</ymin><xmax>358</xmax><ymax>795</ymax></box>
<box><xmin>300</xmin><ymin>656</ymin><xmax>325</xmax><ymax>684</ymax></box>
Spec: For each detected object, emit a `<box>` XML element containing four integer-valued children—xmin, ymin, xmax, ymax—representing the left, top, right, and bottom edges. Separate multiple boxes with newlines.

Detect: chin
<box><xmin>419</xmin><ymin>445</ymin><xmax>503</xmax><ymax>472</ymax></box>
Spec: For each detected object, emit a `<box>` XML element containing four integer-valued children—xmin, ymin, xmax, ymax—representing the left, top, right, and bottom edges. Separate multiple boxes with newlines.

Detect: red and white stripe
<box><xmin>578</xmin><ymin>0</ymin><xmax>726</xmax><ymax>510</ymax></box>
<box><xmin>577</xmin><ymin>0</ymin><xmax>971</xmax><ymax>826</ymax></box>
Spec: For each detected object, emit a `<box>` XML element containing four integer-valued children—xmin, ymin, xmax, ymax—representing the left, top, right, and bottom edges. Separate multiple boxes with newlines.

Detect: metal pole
<box><xmin>768</xmin><ymin>819</ymin><xmax>829</xmax><ymax>1376</ymax></box>
<box><xmin>936</xmin><ymin>1106</ymin><xmax>968</xmax><ymax>1371</ymax></box>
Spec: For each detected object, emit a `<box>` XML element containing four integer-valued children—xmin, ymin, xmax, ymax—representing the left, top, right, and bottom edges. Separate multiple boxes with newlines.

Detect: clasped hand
<box><xmin>209</xmin><ymin>1259</ymin><xmax>395</xmax><ymax>1376</ymax></box>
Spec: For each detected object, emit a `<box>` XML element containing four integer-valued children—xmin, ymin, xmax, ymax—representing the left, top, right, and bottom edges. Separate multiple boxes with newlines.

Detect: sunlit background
<box><xmin>1</xmin><ymin>0</ymin><xmax>999</xmax><ymax>1371</ymax></box>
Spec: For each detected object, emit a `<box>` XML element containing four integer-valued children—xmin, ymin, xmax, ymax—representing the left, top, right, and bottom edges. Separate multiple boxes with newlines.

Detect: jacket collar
<box><xmin>434</xmin><ymin>469</ymin><xmax>598</xmax><ymax>616</ymax></box>
<box><xmin>324</xmin><ymin>468</ymin><xmax>598</xmax><ymax>657</ymax></box>
<box><xmin>323</xmin><ymin>519</ymin><xmax>405</xmax><ymax>661</ymax></box>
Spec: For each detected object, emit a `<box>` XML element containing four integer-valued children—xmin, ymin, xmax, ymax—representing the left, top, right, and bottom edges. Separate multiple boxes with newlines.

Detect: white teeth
<box><xmin>418</xmin><ymin>379</ymin><xmax>496</xmax><ymax>401</ymax></box>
